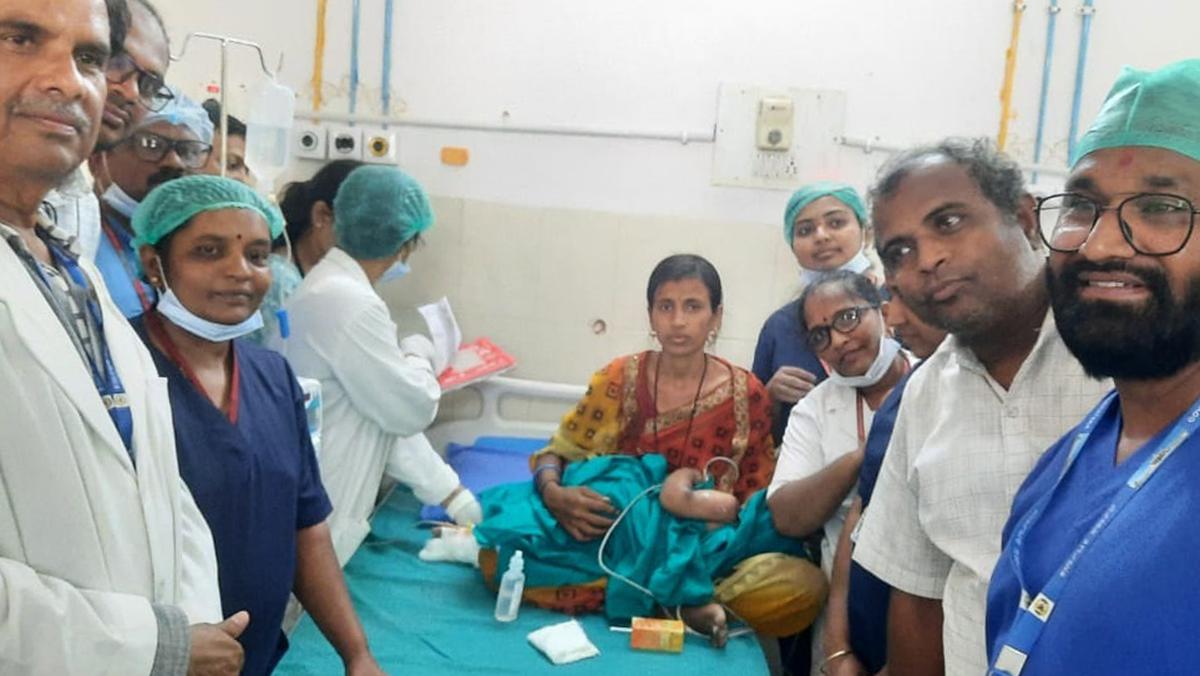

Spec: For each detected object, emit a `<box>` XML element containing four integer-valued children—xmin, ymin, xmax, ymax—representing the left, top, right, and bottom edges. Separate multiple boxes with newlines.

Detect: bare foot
<box><xmin>679</xmin><ymin>602</ymin><xmax>728</xmax><ymax>649</ymax></box>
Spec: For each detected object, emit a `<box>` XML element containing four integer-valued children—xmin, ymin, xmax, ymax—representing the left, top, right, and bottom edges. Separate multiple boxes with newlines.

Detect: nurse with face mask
<box><xmin>276</xmin><ymin>165</ymin><xmax>481</xmax><ymax>565</ymax></box>
<box><xmin>130</xmin><ymin>175</ymin><xmax>383</xmax><ymax>676</ymax></box>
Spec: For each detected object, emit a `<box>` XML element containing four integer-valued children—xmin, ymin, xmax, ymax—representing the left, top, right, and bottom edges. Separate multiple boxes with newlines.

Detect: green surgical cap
<box><xmin>333</xmin><ymin>165</ymin><xmax>433</xmax><ymax>259</ymax></box>
<box><xmin>783</xmin><ymin>182</ymin><xmax>868</xmax><ymax>243</ymax></box>
<box><xmin>1072</xmin><ymin>59</ymin><xmax>1200</xmax><ymax>168</ymax></box>
<box><xmin>132</xmin><ymin>175</ymin><xmax>285</xmax><ymax>248</ymax></box>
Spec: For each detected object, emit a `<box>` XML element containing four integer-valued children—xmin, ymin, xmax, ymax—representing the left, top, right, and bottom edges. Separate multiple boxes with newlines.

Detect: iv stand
<box><xmin>169</xmin><ymin>32</ymin><xmax>283</xmax><ymax>178</ymax></box>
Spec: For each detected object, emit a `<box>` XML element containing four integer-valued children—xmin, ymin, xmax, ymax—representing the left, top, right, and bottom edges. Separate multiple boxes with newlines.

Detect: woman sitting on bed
<box><xmin>471</xmin><ymin>254</ymin><xmax>827</xmax><ymax>644</ymax></box>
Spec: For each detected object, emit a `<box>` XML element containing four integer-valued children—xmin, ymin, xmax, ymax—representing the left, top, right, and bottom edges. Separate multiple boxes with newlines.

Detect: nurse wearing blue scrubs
<box><xmin>130</xmin><ymin>175</ymin><xmax>384</xmax><ymax>676</ymax></box>
<box><xmin>753</xmin><ymin>182</ymin><xmax>877</xmax><ymax>444</ymax></box>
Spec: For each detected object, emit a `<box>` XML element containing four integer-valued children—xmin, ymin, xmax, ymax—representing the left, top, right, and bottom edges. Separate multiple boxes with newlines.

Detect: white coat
<box><xmin>0</xmin><ymin>234</ymin><xmax>222</xmax><ymax>674</ymax></box>
<box><xmin>276</xmin><ymin>248</ymin><xmax>454</xmax><ymax>564</ymax></box>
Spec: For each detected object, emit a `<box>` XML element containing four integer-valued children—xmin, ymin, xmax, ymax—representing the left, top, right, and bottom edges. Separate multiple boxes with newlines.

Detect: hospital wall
<box><xmin>161</xmin><ymin>0</ymin><xmax>1200</xmax><ymax>392</ymax></box>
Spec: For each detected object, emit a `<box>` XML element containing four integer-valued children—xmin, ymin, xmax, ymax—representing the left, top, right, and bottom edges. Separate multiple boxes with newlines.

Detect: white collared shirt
<box><xmin>852</xmin><ymin>310</ymin><xmax>1111</xmax><ymax>675</ymax></box>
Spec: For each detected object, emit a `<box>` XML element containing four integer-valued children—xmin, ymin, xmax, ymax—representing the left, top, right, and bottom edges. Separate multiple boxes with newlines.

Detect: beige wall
<box><xmin>381</xmin><ymin>195</ymin><xmax>806</xmax><ymax>392</ymax></box>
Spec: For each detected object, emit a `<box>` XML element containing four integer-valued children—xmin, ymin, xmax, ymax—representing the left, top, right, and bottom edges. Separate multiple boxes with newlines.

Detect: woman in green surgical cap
<box><xmin>752</xmin><ymin>182</ymin><xmax>879</xmax><ymax>446</ymax></box>
<box><xmin>130</xmin><ymin>175</ymin><xmax>383</xmax><ymax>675</ymax></box>
<box><xmin>277</xmin><ymin>165</ymin><xmax>481</xmax><ymax>565</ymax></box>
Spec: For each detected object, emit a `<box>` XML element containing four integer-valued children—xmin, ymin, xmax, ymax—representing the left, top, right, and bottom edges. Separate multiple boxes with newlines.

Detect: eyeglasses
<box><xmin>1038</xmin><ymin>192</ymin><xmax>1200</xmax><ymax>256</ymax></box>
<box><xmin>106</xmin><ymin>52</ymin><xmax>175</xmax><ymax>112</ymax></box>
<box><xmin>124</xmin><ymin>131</ymin><xmax>213</xmax><ymax>169</ymax></box>
<box><xmin>806</xmin><ymin>305</ymin><xmax>874</xmax><ymax>352</ymax></box>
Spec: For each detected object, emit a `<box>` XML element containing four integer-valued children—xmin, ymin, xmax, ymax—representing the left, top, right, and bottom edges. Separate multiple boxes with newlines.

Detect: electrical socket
<box><xmin>362</xmin><ymin>127</ymin><xmax>398</xmax><ymax>164</ymax></box>
<box><xmin>292</xmin><ymin>124</ymin><xmax>327</xmax><ymax>160</ymax></box>
<box><xmin>328</xmin><ymin>126</ymin><xmax>363</xmax><ymax>161</ymax></box>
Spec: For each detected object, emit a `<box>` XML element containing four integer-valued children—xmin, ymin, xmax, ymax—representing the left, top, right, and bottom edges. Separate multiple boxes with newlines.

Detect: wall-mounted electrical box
<box><xmin>329</xmin><ymin>126</ymin><xmax>363</xmax><ymax>161</ymax></box>
<box><xmin>756</xmin><ymin>97</ymin><xmax>794</xmax><ymax>151</ymax></box>
<box><xmin>292</xmin><ymin>123</ymin><xmax>327</xmax><ymax>160</ymax></box>
<box><xmin>362</xmin><ymin>127</ymin><xmax>398</xmax><ymax>164</ymax></box>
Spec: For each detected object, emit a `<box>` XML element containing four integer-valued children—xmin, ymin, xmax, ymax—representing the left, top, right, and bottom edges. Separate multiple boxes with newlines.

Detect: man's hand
<box><xmin>541</xmin><ymin>483</ymin><xmax>617</xmax><ymax>541</ymax></box>
<box><xmin>766</xmin><ymin>366</ymin><xmax>818</xmax><ymax>405</ymax></box>
<box><xmin>188</xmin><ymin>611</ymin><xmax>249</xmax><ymax>676</ymax></box>
<box><xmin>345</xmin><ymin>653</ymin><xmax>387</xmax><ymax>675</ymax></box>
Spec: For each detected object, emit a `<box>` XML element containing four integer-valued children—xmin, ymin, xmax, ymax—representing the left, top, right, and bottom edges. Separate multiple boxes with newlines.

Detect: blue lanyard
<box><xmin>33</xmin><ymin>239</ymin><xmax>135</xmax><ymax>456</ymax></box>
<box><xmin>989</xmin><ymin>389</ymin><xmax>1199</xmax><ymax>675</ymax></box>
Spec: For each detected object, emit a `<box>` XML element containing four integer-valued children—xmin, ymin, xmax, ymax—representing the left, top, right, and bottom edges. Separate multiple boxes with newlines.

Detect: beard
<box><xmin>1048</xmin><ymin>260</ymin><xmax>1200</xmax><ymax>380</ymax></box>
<box><xmin>146</xmin><ymin>166</ymin><xmax>186</xmax><ymax>191</ymax></box>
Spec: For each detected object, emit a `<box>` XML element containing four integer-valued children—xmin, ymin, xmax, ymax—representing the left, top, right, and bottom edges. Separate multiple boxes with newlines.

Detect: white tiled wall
<box><xmin>380</xmin><ymin>195</ymin><xmax>805</xmax><ymax>394</ymax></box>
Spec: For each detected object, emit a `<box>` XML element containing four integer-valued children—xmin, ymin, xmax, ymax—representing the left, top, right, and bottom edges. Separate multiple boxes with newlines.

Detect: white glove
<box><xmin>418</xmin><ymin>527</ymin><xmax>481</xmax><ymax>566</ymax></box>
<box><xmin>399</xmin><ymin>334</ymin><xmax>438</xmax><ymax>370</ymax></box>
<box><xmin>445</xmin><ymin>488</ymin><xmax>483</xmax><ymax>526</ymax></box>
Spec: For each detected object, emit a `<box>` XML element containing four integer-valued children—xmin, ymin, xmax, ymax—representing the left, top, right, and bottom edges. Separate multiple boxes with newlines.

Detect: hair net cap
<box><xmin>783</xmin><ymin>181</ymin><xmax>868</xmax><ymax>244</ymax></box>
<box><xmin>1072</xmin><ymin>59</ymin><xmax>1200</xmax><ymax>168</ymax></box>
<box><xmin>333</xmin><ymin>165</ymin><xmax>434</xmax><ymax>259</ymax></box>
<box><xmin>138</xmin><ymin>87</ymin><xmax>215</xmax><ymax>145</ymax></box>
<box><xmin>132</xmin><ymin>175</ymin><xmax>285</xmax><ymax>248</ymax></box>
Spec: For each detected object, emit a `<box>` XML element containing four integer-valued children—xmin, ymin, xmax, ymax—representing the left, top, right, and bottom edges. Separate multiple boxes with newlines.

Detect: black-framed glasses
<box><xmin>106</xmin><ymin>52</ymin><xmax>175</xmax><ymax>112</ymax></box>
<box><xmin>806</xmin><ymin>305</ymin><xmax>875</xmax><ymax>352</ymax></box>
<box><xmin>124</xmin><ymin>131</ymin><xmax>213</xmax><ymax>169</ymax></box>
<box><xmin>1038</xmin><ymin>192</ymin><xmax>1200</xmax><ymax>256</ymax></box>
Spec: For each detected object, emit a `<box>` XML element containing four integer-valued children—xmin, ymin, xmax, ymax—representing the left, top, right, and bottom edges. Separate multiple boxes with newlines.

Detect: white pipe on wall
<box><xmin>837</xmin><ymin>135</ymin><xmax>1069</xmax><ymax>178</ymax></box>
<box><xmin>294</xmin><ymin>110</ymin><xmax>717</xmax><ymax>145</ymax></box>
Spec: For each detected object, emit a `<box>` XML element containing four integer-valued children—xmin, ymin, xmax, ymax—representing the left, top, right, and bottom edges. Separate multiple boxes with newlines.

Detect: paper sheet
<box><xmin>417</xmin><ymin>297</ymin><xmax>462</xmax><ymax>375</ymax></box>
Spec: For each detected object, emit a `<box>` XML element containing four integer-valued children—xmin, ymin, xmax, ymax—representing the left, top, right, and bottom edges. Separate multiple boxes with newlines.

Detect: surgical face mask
<box><xmin>799</xmin><ymin>250</ymin><xmax>872</xmax><ymax>288</ymax></box>
<box><xmin>101</xmin><ymin>183</ymin><xmax>140</xmax><ymax>219</ymax></box>
<box><xmin>378</xmin><ymin>259</ymin><xmax>410</xmax><ymax>285</ymax></box>
<box><xmin>826</xmin><ymin>336</ymin><xmax>902</xmax><ymax>389</ymax></box>
<box><xmin>154</xmin><ymin>261</ymin><xmax>264</xmax><ymax>343</ymax></box>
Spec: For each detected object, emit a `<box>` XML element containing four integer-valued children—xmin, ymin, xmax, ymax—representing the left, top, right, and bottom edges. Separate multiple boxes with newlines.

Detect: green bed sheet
<box><xmin>275</xmin><ymin>487</ymin><xmax>769</xmax><ymax>675</ymax></box>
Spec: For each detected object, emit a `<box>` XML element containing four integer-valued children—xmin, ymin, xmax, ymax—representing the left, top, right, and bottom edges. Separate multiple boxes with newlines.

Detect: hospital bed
<box><xmin>276</xmin><ymin>376</ymin><xmax>770</xmax><ymax>675</ymax></box>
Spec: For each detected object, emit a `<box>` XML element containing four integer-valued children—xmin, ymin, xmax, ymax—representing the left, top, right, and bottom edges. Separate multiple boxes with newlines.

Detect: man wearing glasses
<box><xmin>986</xmin><ymin>59</ymin><xmax>1200</xmax><ymax>676</ymax></box>
<box><xmin>46</xmin><ymin>0</ymin><xmax>172</xmax><ymax>261</ymax></box>
<box><xmin>94</xmin><ymin>90</ymin><xmax>212</xmax><ymax>318</ymax></box>
<box><xmin>849</xmin><ymin>138</ymin><xmax>1111</xmax><ymax>676</ymax></box>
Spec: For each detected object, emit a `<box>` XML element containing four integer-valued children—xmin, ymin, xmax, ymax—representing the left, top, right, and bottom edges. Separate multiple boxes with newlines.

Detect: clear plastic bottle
<box><xmin>494</xmin><ymin>550</ymin><xmax>525</xmax><ymax>622</ymax></box>
<box><xmin>245</xmin><ymin>78</ymin><xmax>296</xmax><ymax>197</ymax></box>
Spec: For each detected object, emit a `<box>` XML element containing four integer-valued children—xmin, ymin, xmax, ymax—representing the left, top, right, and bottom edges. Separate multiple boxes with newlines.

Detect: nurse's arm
<box><xmin>886</xmin><ymin>589</ymin><xmax>944</xmax><ymax>676</ymax></box>
<box><xmin>331</xmin><ymin>304</ymin><xmax>440</xmax><ymax>437</ymax></box>
<box><xmin>293</xmin><ymin>521</ymin><xmax>382</xmax><ymax>674</ymax></box>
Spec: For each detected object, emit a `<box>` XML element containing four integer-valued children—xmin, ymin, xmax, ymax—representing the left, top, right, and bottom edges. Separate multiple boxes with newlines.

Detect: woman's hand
<box><xmin>824</xmin><ymin>652</ymin><xmax>869</xmax><ymax>676</ymax></box>
<box><xmin>541</xmin><ymin>483</ymin><xmax>617</xmax><ymax>541</ymax></box>
<box><xmin>766</xmin><ymin>366</ymin><xmax>818</xmax><ymax>405</ymax></box>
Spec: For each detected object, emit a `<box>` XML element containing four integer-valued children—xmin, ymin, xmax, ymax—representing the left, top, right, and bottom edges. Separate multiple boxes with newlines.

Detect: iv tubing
<box><xmin>997</xmin><ymin>1</ymin><xmax>1027</xmax><ymax>151</ymax></box>
<box><xmin>1032</xmin><ymin>0</ymin><xmax>1061</xmax><ymax>183</ymax></box>
<box><xmin>311</xmin><ymin>0</ymin><xmax>328</xmax><ymax>111</ymax></box>
<box><xmin>1067</xmin><ymin>0</ymin><xmax>1096</xmax><ymax>162</ymax></box>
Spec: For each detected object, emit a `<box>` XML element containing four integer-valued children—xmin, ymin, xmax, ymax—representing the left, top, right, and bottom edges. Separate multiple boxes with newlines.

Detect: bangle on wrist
<box><xmin>819</xmin><ymin>649</ymin><xmax>852</xmax><ymax>674</ymax></box>
<box><xmin>533</xmin><ymin>464</ymin><xmax>561</xmax><ymax>494</ymax></box>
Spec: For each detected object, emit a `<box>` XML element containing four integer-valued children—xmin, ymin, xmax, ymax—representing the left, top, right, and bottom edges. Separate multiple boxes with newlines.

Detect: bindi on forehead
<box><xmin>1118</xmin><ymin>150</ymin><xmax>1135</xmax><ymax>168</ymax></box>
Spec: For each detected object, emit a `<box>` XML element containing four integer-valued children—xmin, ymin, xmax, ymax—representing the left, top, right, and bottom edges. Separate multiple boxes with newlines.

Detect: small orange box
<box><xmin>629</xmin><ymin>617</ymin><xmax>684</xmax><ymax>653</ymax></box>
<box><xmin>440</xmin><ymin>146</ymin><xmax>470</xmax><ymax>166</ymax></box>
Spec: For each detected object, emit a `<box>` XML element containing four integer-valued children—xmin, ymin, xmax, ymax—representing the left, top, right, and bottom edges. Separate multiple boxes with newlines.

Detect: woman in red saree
<box><xmin>481</xmin><ymin>254</ymin><xmax>826</xmax><ymax>641</ymax></box>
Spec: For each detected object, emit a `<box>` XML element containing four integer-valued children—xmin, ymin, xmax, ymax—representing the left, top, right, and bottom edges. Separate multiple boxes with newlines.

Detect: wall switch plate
<box><xmin>362</xmin><ymin>127</ymin><xmax>398</xmax><ymax>164</ymax></box>
<box><xmin>292</xmin><ymin>123</ymin><xmax>327</xmax><ymax>160</ymax></box>
<box><xmin>329</xmin><ymin>126</ymin><xmax>363</xmax><ymax>160</ymax></box>
<box><xmin>755</xmin><ymin>96</ymin><xmax>794</xmax><ymax>151</ymax></box>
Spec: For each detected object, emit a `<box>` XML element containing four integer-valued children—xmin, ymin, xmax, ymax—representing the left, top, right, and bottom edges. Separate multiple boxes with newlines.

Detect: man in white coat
<box><xmin>0</xmin><ymin>0</ymin><xmax>242</xmax><ymax>673</ymax></box>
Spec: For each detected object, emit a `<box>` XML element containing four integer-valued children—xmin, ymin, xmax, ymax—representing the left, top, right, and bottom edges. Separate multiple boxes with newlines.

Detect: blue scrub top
<box><xmin>987</xmin><ymin>395</ymin><xmax>1200</xmax><ymax>675</ymax></box>
<box><xmin>94</xmin><ymin>220</ymin><xmax>155</xmax><ymax>319</ymax></box>
<box><xmin>135</xmin><ymin>318</ymin><xmax>333</xmax><ymax>676</ymax></box>
<box><xmin>845</xmin><ymin>367</ymin><xmax>914</xmax><ymax>674</ymax></box>
<box><xmin>752</xmin><ymin>299</ymin><xmax>827</xmax><ymax>444</ymax></box>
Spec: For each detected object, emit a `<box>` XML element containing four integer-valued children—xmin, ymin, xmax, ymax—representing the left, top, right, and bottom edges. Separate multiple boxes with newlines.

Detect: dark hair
<box><xmin>130</xmin><ymin>0</ymin><xmax>168</xmax><ymax>51</ymax></box>
<box><xmin>646</xmin><ymin>254</ymin><xmax>722</xmax><ymax>311</ymax></box>
<box><xmin>798</xmin><ymin>270</ymin><xmax>884</xmax><ymax>334</ymax></box>
<box><xmin>869</xmin><ymin>137</ymin><xmax>1026</xmax><ymax>224</ymax></box>
<box><xmin>202</xmin><ymin>99</ymin><xmax>247</xmax><ymax>138</ymax></box>
<box><xmin>105</xmin><ymin>0</ymin><xmax>130</xmax><ymax>56</ymax></box>
<box><xmin>278</xmin><ymin>160</ymin><xmax>365</xmax><ymax>244</ymax></box>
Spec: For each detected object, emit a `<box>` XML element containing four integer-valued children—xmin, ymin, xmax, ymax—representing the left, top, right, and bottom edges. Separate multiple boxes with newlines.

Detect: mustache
<box><xmin>10</xmin><ymin>99</ymin><xmax>90</xmax><ymax>132</ymax></box>
<box><xmin>146</xmin><ymin>167</ymin><xmax>186</xmax><ymax>190</ymax></box>
<box><xmin>1053</xmin><ymin>258</ymin><xmax>1169</xmax><ymax>293</ymax></box>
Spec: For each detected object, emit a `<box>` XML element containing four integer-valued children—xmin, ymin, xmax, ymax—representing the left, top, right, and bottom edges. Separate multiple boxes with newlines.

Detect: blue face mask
<box><xmin>378</xmin><ymin>259</ymin><xmax>410</xmax><ymax>285</ymax></box>
<box><xmin>101</xmin><ymin>183</ymin><xmax>140</xmax><ymax>219</ymax></box>
<box><xmin>154</xmin><ymin>262</ymin><xmax>264</xmax><ymax>342</ymax></box>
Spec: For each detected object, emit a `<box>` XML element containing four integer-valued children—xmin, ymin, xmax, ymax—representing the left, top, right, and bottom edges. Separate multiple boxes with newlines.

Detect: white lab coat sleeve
<box><xmin>0</xmin><ymin>557</ymin><xmax>160</xmax><ymax>675</ymax></box>
<box><xmin>174</xmin><ymin>479</ymin><xmax>222</xmax><ymax>625</ymax></box>
<box><xmin>329</xmin><ymin>302</ymin><xmax>441</xmax><ymax>437</ymax></box>
<box><xmin>385</xmin><ymin>433</ymin><xmax>461</xmax><ymax>506</ymax></box>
